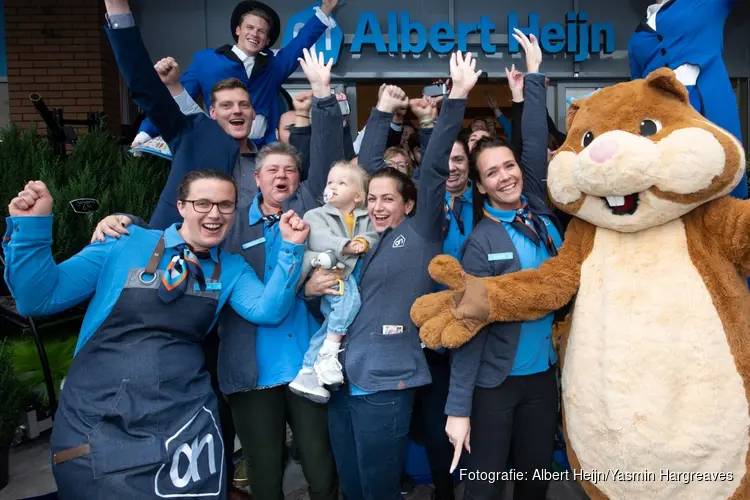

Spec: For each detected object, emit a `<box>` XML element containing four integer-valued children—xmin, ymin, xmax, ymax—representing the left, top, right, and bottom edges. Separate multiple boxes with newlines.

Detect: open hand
<box><xmin>279</xmin><ymin>210</ymin><xmax>310</xmax><ymax>244</ymax></box>
<box><xmin>449</xmin><ymin>51</ymin><xmax>482</xmax><ymax>99</ymax></box>
<box><xmin>504</xmin><ymin>63</ymin><xmax>525</xmax><ymax>102</ymax></box>
<box><xmin>484</xmin><ymin>92</ymin><xmax>501</xmax><ymax>116</ymax></box>
<box><xmin>91</xmin><ymin>214</ymin><xmax>132</xmax><ymax>243</ymax></box>
<box><xmin>512</xmin><ymin>28</ymin><xmax>542</xmax><ymax>74</ymax></box>
<box><xmin>297</xmin><ymin>48</ymin><xmax>332</xmax><ymax>98</ymax></box>
<box><xmin>8</xmin><ymin>181</ymin><xmax>54</xmax><ymax>217</ymax></box>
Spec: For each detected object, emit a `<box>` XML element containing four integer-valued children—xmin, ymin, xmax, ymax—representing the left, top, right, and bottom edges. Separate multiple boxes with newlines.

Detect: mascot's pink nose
<box><xmin>589</xmin><ymin>139</ymin><xmax>619</xmax><ymax>164</ymax></box>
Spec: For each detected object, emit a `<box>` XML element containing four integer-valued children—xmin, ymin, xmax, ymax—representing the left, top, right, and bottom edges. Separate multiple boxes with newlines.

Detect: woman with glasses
<box><xmin>2</xmin><ymin>169</ymin><xmax>309</xmax><ymax>499</ymax></box>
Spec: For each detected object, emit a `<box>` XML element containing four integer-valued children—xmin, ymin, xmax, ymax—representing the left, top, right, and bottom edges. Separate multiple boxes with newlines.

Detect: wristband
<box><xmin>296</xmin><ymin>114</ymin><xmax>310</xmax><ymax>119</ymax></box>
<box><xmin>419</xmin><ymin>119</ymin><xmax>435</xmax><ymax>127</ymax></box>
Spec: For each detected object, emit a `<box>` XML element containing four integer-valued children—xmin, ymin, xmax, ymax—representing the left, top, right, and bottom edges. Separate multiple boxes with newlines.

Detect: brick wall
<box><xmin>4</xmin><ymin>0</ymin><xmax>122</xmax><ymax>136</ymax></box>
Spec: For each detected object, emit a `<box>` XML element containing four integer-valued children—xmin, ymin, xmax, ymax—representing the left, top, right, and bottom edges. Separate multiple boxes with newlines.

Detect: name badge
<box><xmin>242</xmin><ymin>237</ymin><xmax>266</xmax><ymax>250</ymax></box>
<box><xmin>382</xmin><ymin>325</ymin><xmax>404</xmax><ymax>335</ymax></box>
<box><xmin>488</xmin><ymin>252</ymin><xmax>513</xmax><ymax>262</ymax></box>
<box><xmin>195</xmin><ymin>282</ymin><xmax>222</xmax><ymax>292</ymax></box>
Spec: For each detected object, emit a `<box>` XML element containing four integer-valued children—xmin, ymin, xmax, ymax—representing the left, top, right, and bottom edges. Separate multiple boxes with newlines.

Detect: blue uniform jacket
<box><xmin>627</xmin><ymin>0</ymin><xmax>746</xmax><ymax>198</ymax></box>
<box><xmin>340</xmin><ymin>99</ymin><xmax>469</xmax><ymax>394</ymax></box>
<box><xmin>2</xmin><ymin>217</ymin><xmax>304</xmax><ymax>355</ymax></box>
<box><xmin>138</xmin><ymin>15</ymin><xmax>328</xmax><ymax>146</ymax></box>
<box><xmin>105</xmin><ymin>24</ymin><xmax>252</xmax><ymax>230</ymax></box>
<box><xmin>445</xmin><ymin>74</ymin><xmax>563</xmax><ymax>417</ymax></box>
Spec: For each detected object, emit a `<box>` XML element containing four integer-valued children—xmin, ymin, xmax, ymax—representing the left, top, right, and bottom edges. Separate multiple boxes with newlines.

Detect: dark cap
<box><xmin>231</xmin><ymin>1</ymin><xmax>281</xmax><ymax>48</ymax></box>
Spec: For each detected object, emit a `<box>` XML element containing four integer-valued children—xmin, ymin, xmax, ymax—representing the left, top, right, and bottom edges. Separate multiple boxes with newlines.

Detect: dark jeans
<box><xmin>228</xmin><ymin>385</ymin><xmax>338</xmax><ymax>500</ymax></box>
<box><xmin>201</xmin><ymin>328</ymin><xmax>235</xmax><ymax>490</ymax></box>
<box><xmin>463</xmin><ymin>367</ymin><xmax>558</xmax><ymax>500</ymax></box>
<box><xmin>412</xmin><ymin>349</ymin><xmax>455</xmax><ymax>500</ymax></box>
<box><xmin>328</xmin><ymin>387</ymin><xmax>415</xmax><ymax>500</ymax></box>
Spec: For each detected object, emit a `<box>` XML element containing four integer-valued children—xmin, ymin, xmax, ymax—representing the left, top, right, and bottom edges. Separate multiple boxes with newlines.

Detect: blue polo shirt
<box><xmin>442</xmin><ymin>184</ymin><xmax>474</xmax><ymax>259</ymax></box>
<box><xmin>484</xmin><ymin>199</ymin><xmax>561</xmax><ymax>375</ymax></box>
<box><xmin>2</xmin><ymin>216</ymin><xmax>303</xmax><ymax>356</ymax></box>
<box><xmin>249</xmin><ymin>195</ymin><xmax>321</xmax><ymax>388</ymax></box>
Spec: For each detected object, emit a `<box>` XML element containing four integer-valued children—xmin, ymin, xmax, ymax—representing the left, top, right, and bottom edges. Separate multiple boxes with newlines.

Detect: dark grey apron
<box><xmin>49</xmin><ymin>236</ymin><xmax>226</xmax><ymax>499</ymax></box>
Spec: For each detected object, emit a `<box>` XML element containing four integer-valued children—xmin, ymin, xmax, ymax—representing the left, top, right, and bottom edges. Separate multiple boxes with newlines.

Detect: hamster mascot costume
<box><xmin>411</xmin><ymin>67</ymin><xmax>749</xmax><ymax>500</ymax></box>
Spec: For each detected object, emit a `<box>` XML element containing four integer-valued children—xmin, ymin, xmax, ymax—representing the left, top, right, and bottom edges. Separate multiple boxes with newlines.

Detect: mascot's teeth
<box><xmin>606</xmin><ymin>196</ymin><xmax>626</xmax><ymax>207</ymax></box>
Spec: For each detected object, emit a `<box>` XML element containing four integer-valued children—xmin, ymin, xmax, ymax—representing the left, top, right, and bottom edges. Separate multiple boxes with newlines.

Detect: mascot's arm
<box><xmin>412</xmin><ymin>218</ymin><xmax>595</xmax><ymax>349</ymax></box>
<box><xmin>703</xmin><ymin>197</ymin><xmax>750</xmax><ymax>276</ymax></box>
<box><xmin>455</xmin><ymin>217</ymin><xmax>593</xmax><ymax>323</ymax></box>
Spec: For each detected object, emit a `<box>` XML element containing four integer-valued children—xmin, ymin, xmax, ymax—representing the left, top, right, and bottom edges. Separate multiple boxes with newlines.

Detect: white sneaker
<box><xmin>289</xmin><ymin>368</ymin><xmax>330</xmax><ymax>404</ymax></box>
<box><xmin>314</xmin><ymin>349</ymin><xmax>344</xmax><ymax>386</ymax></box>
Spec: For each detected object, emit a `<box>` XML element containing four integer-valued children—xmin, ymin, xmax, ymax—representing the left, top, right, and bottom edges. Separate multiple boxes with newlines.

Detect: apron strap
<box><xmin>210</xmin><ymin>247</ymin><xmax>222</xmax><ymax>281</ymax></box>
<box><xmin>145</xmin><ymin>237</ymin><xmax>166</xmax><ymax>276</ymax></box>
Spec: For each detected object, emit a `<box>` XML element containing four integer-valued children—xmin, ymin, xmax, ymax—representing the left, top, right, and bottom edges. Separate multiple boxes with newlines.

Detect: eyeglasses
<box><xmin>181</xmin><ymin>199</ymin><xmax>237</xmax><ymax>214</ymax></box>
<box><xmin>386</xmin><ymin>161</ymin><xmax>410</xmax><ymax>172</ymax></box>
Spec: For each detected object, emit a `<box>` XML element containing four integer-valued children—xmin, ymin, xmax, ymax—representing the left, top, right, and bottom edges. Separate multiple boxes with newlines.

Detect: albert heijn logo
<box><xmin>155</xmin><ymin>406</ymin><xmax>224</xmax><ymax>498</ymax></box>
<box><xmin>393</xmin><ymin>235</ymin><xmax>406</xmax><ymax>248</ymax></box>
<box><xmin>282</xmin><ymin>3</ymin><xmax>344</xmax><ymax>65</ymax></box>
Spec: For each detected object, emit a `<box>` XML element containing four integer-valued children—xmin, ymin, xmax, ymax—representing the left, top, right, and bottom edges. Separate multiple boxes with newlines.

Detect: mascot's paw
<box><xmin>428</xmin><ymin>255</ymin><xmax>466</xmax><ymax>291</ymax></box>
<box><xmin>418</xmin><ymin>309</ymin><xmax>455</xmax><ymax>349</ymax></box>
<box><xmin>442</xmin><ymin>316</ymin><xmax>486</xmax><ymax>349</ymax></box>
<box><xmin>411</xmin><ymin>291</ymin><xmax>454</xmax><ymax>327</ymax></box>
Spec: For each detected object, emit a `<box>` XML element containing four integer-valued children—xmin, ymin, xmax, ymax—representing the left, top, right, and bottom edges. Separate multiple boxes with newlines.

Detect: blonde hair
<box><xmin>328</xmin><ymin>161</ymin><xmax>369</xmax><ymax>209</ymax></box>
<box><xmin>383</xmin><ymin>147</ymin><xmax>414</xmax><ymax>177</ymax></box>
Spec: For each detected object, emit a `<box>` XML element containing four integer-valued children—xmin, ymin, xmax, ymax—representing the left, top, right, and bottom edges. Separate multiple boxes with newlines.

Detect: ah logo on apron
<box><xmin>155</xmin><ymin>406</ymin><xmax>224</xmax><ymax>497</ymax></box>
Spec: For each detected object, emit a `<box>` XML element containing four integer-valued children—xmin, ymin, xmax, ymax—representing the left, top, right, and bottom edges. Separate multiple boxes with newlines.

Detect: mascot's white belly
<box><xmin>563</xmin><ymin>218</ymin><xmax>749</xmax><ymax>499</ymax></box>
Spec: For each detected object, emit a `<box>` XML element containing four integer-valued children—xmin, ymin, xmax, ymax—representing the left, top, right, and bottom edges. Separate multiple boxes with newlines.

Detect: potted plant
<box><xmin>0</xmin><ymin>338</ymin><xmax>25</xmax><ymax>491</ymax></box>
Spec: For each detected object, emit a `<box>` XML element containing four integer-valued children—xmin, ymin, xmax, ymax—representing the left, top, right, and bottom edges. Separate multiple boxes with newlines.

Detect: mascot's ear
<box><xmin>646</xmin><ymin>68</ymin><xmax>690</xmax><ymax>105</ymax></box>
<box><xmin>565</xmin><ymin>99</ymin><xmax>582</xmax><ymax>132</ymax></box>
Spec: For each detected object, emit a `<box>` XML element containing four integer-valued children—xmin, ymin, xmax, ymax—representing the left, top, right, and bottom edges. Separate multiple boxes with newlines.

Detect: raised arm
<box><xmin>512</xmin><ymin>30</ymin><xmax>549</xmax><ymax>201</ymax></box>
<box><xmin>272</xmin><ymin>1</ymin><xmax>337</xmax><ymax>80</ymax></box>
<box><xmin>296</xmin><ymin>49</ymin><xmax>342</xmax><ymax>200</ymax></box>
<box><xmin>103</xmin><ymin>0</ymin><xmax>189</xmax><ymax>143</ymax></box>
<box><xmin>228</xmin><ymin>211</ymin><xmax>308</xmax><ymax>322</ymax></box>
<box><xmin>3</xmin><ymin>182</ymin><xmax>115</xmax><ymax>317</ymax></box>
<box><xmin>358</xmin><ymin>85</ymin><xmax>408</xmax><ymax>175</ymax></box>
<box><xmin>136</xmin><ymin>56</ymin><xmax>205</xmax><ymax>139</ymax></box>
<box><xmin>289</xmin><ymin>91</ymin><xmax>313</xmax><ymax>181</ymax></box>
<box><xmin>414</xmin><ymin>51</ymin><xmax>480</xmax><ymax>241</ymax></box>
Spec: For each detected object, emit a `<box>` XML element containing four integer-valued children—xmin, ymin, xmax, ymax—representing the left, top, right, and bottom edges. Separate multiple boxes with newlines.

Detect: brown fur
<box><xmin>411</xmin><ymin>67</ymin><xmax>750</xmax><ymax>498</ymax></box>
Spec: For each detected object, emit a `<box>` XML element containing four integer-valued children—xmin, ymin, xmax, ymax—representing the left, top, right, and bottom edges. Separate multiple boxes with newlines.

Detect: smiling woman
<box><xmin>176</xmin><ymin>170</ymin><xmax>239</xmax><ymax>250</ymax></box>
<box><xmin>1</xmin><ymin>171</ymin><xmax>309</xmax><ymax>498</ymax></box>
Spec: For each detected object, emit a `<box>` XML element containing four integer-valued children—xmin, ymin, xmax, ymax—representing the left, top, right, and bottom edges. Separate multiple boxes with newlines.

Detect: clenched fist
<box><xmin>8</xmin><ymin>181</ymin><xmax>54</xmax><ymax>217</ymax></box>
<box><xmin>279</xmin><ymin>210</ymin><xmax>310</xmax><ymax>245</ymax></box>
<box><xmin>154</xmin><ymin>57</ymin><xmax>181</xmax><ymax>90</ymax></box>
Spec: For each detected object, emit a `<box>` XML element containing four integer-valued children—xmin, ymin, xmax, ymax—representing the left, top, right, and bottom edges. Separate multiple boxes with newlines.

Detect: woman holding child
<box><xmin>304</xmin><ymin>50</ymin><xmax>482</xmax><ymax>500</ymax></box>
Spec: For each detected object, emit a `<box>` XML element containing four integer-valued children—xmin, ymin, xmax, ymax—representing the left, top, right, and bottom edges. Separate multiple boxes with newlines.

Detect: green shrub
<box><xmin>10</xmin><ymin>337</ymin><xmax>76</xmax><ymax>408</ymax></box>
<box><xmin>0</xmin><ymin>125</ymin><xmax>169</xmax><ymax>261</ymax></box>
<box><xmin>0</xmin><ymin>339</ymin><xmax>25</xmax><ymax>446</ymax></box>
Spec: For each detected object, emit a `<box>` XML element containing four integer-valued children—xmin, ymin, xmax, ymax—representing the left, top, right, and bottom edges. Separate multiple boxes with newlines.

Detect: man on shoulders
<box><xmin>134</xmin><ymin>0</ymin><xmax>339</xmax><ymax>147</ymax></box>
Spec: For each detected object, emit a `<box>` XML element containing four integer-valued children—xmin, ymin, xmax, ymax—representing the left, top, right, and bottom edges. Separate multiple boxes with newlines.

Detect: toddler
<box><xmin>289</xmin><ymin>161</ymin><xmax>377</xmax><ymax>403</ymax></box>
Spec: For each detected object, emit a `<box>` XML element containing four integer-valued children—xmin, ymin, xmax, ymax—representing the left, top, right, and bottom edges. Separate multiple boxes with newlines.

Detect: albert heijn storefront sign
<box><xmin>283</xmin><ymin>8</ymin><xmax>615</xmax><ymax>65</ymax></box>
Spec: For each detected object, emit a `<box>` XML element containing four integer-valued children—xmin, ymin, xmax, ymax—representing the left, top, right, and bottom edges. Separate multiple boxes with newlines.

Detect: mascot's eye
<box><xmin>639</xmin><ymin>119</ymin><xmax>662</xmax><ymax>137</ymax></box>
<box><xmin>581</xmin><ymin>131</ymin><xmax>595</xmax><ymax>148</ymax></box>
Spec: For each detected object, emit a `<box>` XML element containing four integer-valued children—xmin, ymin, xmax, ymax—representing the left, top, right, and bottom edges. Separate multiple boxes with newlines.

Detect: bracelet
<box><xmin>296</xmin><ymin>114</ymin><xmax>310</xmax><ymax>119</ymax></box>
<box><xmin>419</xmin><ymin>119</ymin><xmax>435</xmax><ymax>127</ymax></box>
